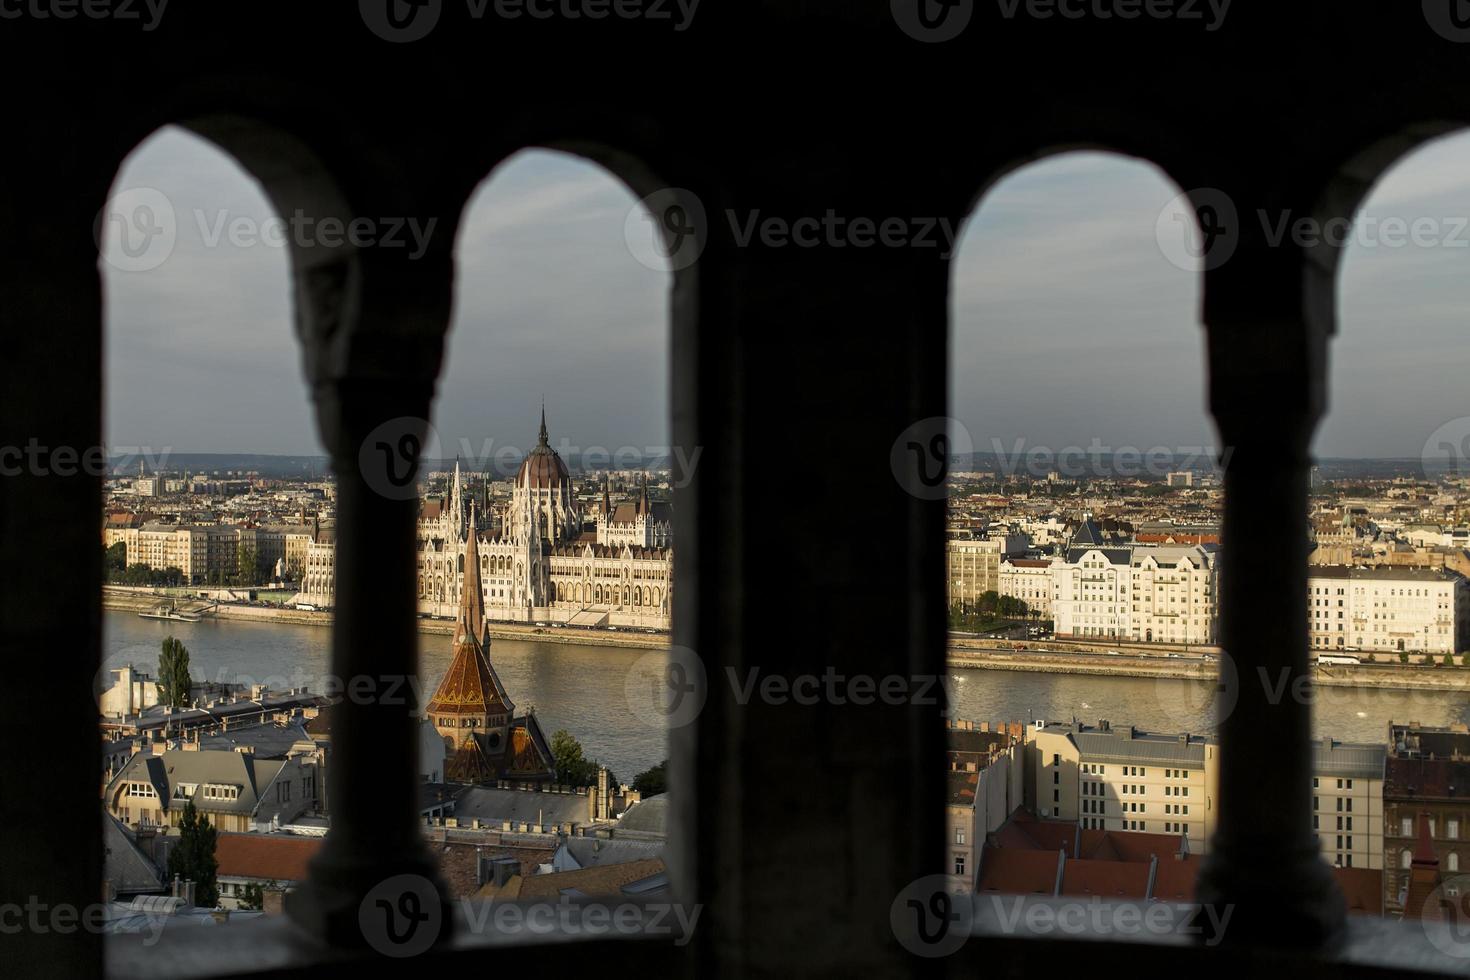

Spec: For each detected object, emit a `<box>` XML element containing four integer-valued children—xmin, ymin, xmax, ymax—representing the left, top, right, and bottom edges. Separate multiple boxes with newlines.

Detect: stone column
<box><xmin>284</xmin><ymin>245</ymin><xmax>456</xmax><ymax>950</ymax></box>
<box><xmin>1193</xmin><ymin>240</ymin><xmax>1345</xmax><ymax>947</ymax></box>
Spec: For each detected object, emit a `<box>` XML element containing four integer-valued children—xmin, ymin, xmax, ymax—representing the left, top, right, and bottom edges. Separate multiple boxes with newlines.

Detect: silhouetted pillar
<box><xmin>1195</xmin><ymin>250</ymin><xmax>1344</xmax><ymax>947</ymax></box>
<box><xmin>285</xmin><ymin>246</ymin><xmax>454</xmax><ymax>949</ymax></box>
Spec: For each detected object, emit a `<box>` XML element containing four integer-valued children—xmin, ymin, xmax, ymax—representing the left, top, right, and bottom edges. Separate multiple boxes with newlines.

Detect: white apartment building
<box><xmin>999</xmin><ymin>557</ymin><xmax>1054</xmax><ymax>620</ymax></box>
<box><xmin>1308</xmin><ymin>565</ymin><xmax>1469</xmax><ymax>655</ymax></box>
<box><xmin>1051</xmin><ymin>520</ymin><xmax>1218</xmax><ymax>645</ymax></box>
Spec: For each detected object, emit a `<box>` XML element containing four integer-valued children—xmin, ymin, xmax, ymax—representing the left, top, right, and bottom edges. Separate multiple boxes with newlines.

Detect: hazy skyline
<box><xmin>103</xmin><ymin>128</ymin><xmax>1470</xmax><ymax>459</ymax></box>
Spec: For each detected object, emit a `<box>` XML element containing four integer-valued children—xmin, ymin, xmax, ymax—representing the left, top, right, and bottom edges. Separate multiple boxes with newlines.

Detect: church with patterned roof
<box><xmin>425</xmin><ymin>504</ymin><xmax>556</xmax><ymax>784</ymax></box>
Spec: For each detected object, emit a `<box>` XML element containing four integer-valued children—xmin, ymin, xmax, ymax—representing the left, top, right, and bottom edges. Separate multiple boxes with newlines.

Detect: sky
<box><xmin>102</xmin><ymin>128</ymin><xmax>1470</xmax><ymax>459</ymax></box>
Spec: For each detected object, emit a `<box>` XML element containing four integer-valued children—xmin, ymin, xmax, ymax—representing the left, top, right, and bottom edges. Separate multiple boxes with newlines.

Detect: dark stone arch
<box><xmin>1303</xmin><ymin>120</ymin><xmax>1470</xmax><ymax>343</ymax></box>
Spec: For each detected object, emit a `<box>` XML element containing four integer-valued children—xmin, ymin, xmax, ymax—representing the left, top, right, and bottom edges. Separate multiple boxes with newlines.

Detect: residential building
<box><xmin>1312</xmin><ymin>738</ymin><xmax>1386</xmax><ymax>870</ymax></box>
<box><xmin>1026</xmin><ymin>719</ymin><xmax>1215</xmax><ymax>853</ymax></box>
<box><xmin>1051</xmin><ymin>519</ymin><xmax>1219</xmax><ymax>644</ymax></box>
<box><xmin>1308</xmin><ymin>565</ymin><xmax>1469</xmax><ymax>655</ymax></box>
<box><xmin>945</xmin><ymin>720</ymin><xmax>1024</xmax><ymax>893</ymax></box>
<box><xmin>998</xmin><ymin>557</ymin><xmax>1053</xmax><ymax>621</ymax></box>
<box><xmin>1384</xmin><ymin>722</ymin><xmax>1470</xmax><ymax>916</ymax></box>
<box><xmin>105</xmin><ymin>746</ymin><xmax>319</xmax><ymax>834</ymax></box>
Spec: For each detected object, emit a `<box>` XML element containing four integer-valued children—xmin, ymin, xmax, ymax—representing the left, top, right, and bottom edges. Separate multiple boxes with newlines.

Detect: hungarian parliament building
<box><xmin>298</xmin><ymin>409</ymin><xmax>673</xmax><ymax>630</ymax></box>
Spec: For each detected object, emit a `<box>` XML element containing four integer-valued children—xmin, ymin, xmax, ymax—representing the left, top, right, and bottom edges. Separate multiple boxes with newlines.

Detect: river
<box><xmin>103</xmin><ymin>610</ymin><xmax>1470</xmax><ymax>777</ymax></box>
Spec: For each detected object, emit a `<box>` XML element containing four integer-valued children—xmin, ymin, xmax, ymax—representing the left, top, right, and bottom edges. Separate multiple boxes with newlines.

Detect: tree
<box><xmin>237</xmin><ymin>880</ymin><xmax>276</xmax><ymax>910</ymax></box>
<box><xmin>632</xmin><ymin>759</ymin><xmax>667</xmax><ymax>797</ymax></box>
<box><xmin>157</xmin><ymin>636</ymin><xmax>193</xmax><ymax>708</ymax></box>
<box><xmin>166</xmin><ymin>800</ymin><xmax>219</xmax><ymax>907</ymax></box>
<box><xmin>1399</xmin><ymin>650</ymin><xmax>1410</xmax><ymax>665</ymax></box>
<box><xmin>236</xmin><ymin>545</ymin><xmax>258</xmax><ymax>586</ymax></box>
<box><xmin>1446</xmin><ymin>653</ymin><xmax>1457</xmax><ymax>667</ymax></box>
<box><xmin>549</xmin><ymin>728</ymin><xmax>612</xmax><ymax>787</ymax></box>
<box><xmin>104</xmin><ymin>541</ymin><xmax>128</xmax><ymax>575</ymax></box>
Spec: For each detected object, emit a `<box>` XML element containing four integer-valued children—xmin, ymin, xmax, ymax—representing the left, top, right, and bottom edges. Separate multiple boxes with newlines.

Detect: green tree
<box><xmin>104</xmin><ymin>541</ymin><xmax>128</xmax><ymax>576</ymax></box>
<box><xmin>549</xmin><ymin>728</ymin><xmax>613</xmax><ymax>787</ymax></box>
<box><xmin>235</xmin><ymin>545</ymin><xmax>256</xmax><ymax>586</ymax></box>
<box><xmin>1399</xmin><ymin>650</ymin><xmax>1410</xmax><ymax>665</ymax></box>
<box><xmin>237</xmin><ymin>880</ymin><xmax>276</xmax><ymax>910</ymax></box>
<box><xmin>551</xmin><ymin>728</ymin><xmax>592</xmax><ymax>785</ymax></box>
<box><xmin>632</xmin><ymin>759</ymin><xmax>667</xmax><ymax>797</ymax></box>
<box><xmin>166</xmin><ymin>800</ymin><xmax>219</xmax><ymax>907</ymax></box>
<box><xmin>157</xmin><ymin>636</ymin><xmax>193</xmax><ymax>707</ymax></box>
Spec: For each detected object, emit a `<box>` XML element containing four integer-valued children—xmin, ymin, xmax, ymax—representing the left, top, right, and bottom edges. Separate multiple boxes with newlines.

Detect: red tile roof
<box><xmin>214</xmin><ymin>834</ymin><xmax>322</xmax><ymax>883</ymax></box>
<box><xmin>976</xmin><ymin>848</ymin><xmax>1059</xmax><ymax>895</ymax></box>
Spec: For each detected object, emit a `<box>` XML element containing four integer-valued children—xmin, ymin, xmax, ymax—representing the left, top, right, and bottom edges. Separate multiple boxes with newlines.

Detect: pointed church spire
<box><xmin>602</xmin><ymin>473</ymin><xmax>613</xmax><ymax>516</ymax></box>
<box><xmin>639</xmin><ymin>472</ymin><xmax>651</xmax><ymax>515</ymax></box>
<box><xmin>538</xmin><ymin>399</ymin><xmax>549</xmax><ymax>448</ymax></box>
<box><xmin>455</xmin><ymin>500</ymin><xmax>487</xmax><ymax>648</ymax></box>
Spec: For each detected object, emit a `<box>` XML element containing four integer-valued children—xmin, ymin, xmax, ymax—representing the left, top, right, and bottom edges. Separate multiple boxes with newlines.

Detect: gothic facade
<box><xmin>417</xmin><ymin>410</ymin><xmax>673</xmax><ymax>630</ymax></box>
